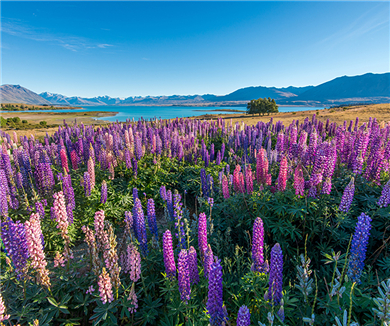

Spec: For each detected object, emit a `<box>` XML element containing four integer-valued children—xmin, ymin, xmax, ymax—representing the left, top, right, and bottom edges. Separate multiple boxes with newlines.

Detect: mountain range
<box><xmin>1</xmin><ymin>72</ymin><xmax>389</xmax><ymax>106</ymax></box>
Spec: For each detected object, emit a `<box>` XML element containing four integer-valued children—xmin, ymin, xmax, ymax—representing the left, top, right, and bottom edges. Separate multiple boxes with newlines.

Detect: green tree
<box><xmin>246</xmin><ymin>97</ymin><xmax>279</xmax><ymax>116</ymax></box>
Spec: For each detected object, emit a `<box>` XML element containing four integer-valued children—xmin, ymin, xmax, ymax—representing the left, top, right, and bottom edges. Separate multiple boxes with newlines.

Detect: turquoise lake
<box><xmin>11</xmin><ymin>105</ymin><xmax>326</xmax><ymax>122</ymax></box>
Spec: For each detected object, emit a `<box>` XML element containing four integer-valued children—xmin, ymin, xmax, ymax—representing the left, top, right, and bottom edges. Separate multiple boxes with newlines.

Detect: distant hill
<box><xmin>278</xmin><ymin>73</ymin><xmax>390</xmax><ymax>105</ymax></box>
<box><xmin>0</xmin><ymin>85</ymin><xmax>51</xmax><ymax>105</ymax></box>
<box><xmin>2</xmin><ymin>72</ymin><xmax>389</xmax><ymax>106</ymax></box>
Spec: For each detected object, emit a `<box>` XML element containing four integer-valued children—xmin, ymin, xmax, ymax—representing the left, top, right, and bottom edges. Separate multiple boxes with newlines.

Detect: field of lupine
<box><xmin>0</xmin><ymin>115</ymin><xmax>390</xmax><ymax>326</ymax></box>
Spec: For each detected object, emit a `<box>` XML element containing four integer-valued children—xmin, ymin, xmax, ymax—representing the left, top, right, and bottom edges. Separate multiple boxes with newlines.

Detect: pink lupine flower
<box><xmin>53</xmin><ymin>191</ymin><xmax>73</xmax><ymax>262</ymax></box>
<box><xmin>54</xmin><ymin>251</ymin><xmax>66</xmax><ymax>268</ymax></box>
<box><xmin>277</xmin><ymin>156</ymin><xmax>288</xmax><ymax>192</ymax></box>
<box><xmin>245</xmin><ymin>165</ymin><xmax>253</xmax><ymax>194</ymax></box>
<box><xmin>88</xmin><ymin>157</ymin><xmax>95</xmax><ymax>189</ymax></box>
<box><xmin>127</xmin><ymin>285</ymin><xmax>138</xmax><ymax>314</ymax></box>
<box><xmin>98</xmin><ymin>267</ymin><xmax>114</xmax><ymax>304</ymax></box>
<box><xmin>25</xmin><ymin>213</ymin><xmax>51</xmax><ymax>288</ymax></box>
<box><xmin>70</xmin><ymin>150</ymin><xmax>78</xmax><ymax>170</ymax></box>
<box><xmin>127</xmin><ymin>244</ymin><xmax>141</xmax><ymax>283</ymax></box>
<box><xmin>0</xmin><ymin>292</ymin><xmax>10</xmax><ymax>322</ymax></box>
<box><xmin>294</xmin><ymin>164</ymin><xmax>305</xmax><ymax>196</ymax></box>
<box><xmin>94</xmin><ymin>210</ymin><xmax>109</xmax><ymax>251</ymax></box>
<box><xmin>233</xmin><ymin>165</ymin><xmax>241</xmax><ymax>192</ymax></box>
<box><xmin>222</xmin><ymin>175</ymin><xmax>230</xmax><ymax>199</ymax></box>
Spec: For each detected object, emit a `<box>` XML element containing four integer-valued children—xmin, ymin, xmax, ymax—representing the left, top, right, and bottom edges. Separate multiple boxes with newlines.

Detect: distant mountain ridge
<box><xmin>1</xmin><ymin>72</ymin><xmax>389</xmax><ymax>106</ymax></box>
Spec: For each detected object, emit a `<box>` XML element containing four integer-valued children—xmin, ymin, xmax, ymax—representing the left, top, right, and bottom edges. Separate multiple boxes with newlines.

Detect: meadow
<box><xmin>0</xmin><ymin>113</ymin><xmax>389</xmax><ymax>326</ymax></box>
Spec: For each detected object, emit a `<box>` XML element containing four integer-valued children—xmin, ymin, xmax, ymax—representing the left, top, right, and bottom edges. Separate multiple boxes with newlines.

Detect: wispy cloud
<box><xmin>316</xmin><ymin>5</ymin><xmax>389</xmax><ymax>49</ymax></box>
<box><xmin>1</xmin><ymin>18</ymin><xmax>114</xmax><ymax>52</ymax></box>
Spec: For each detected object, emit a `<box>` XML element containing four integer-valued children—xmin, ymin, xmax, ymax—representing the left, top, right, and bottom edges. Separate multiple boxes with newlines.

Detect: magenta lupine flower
<box><xmin>162</xmin><ymin>230</ymin><xmax>176</xmax><ymax>279</ymax></box>
<box><xmin>98</xmin><ymin>267</ymin><xmax>114</xmax><ymax>304</ymax></box>
<box><xmin>339</xmin><ymin>178</ymin><xmax>355</xmax><ymax>213</ymax></box>
<box><xmin>198</xmin><ymin>213</ymin><xmax>208</xmax><ymax>261</ymax></box>
<box><xmin>178</xmin><ymin>249</ymin><xmax>191</xmax><ymax>303</ymax></box>
<box><xmin>222</xmin><ymin>175</ymin><xmax>230</xmax><ymax>199</ymax></box>
<box><xmin>378</xmin><ymin>179</ymin><xmax>390</xmax><ymax>208</ymax></box>
<box><xmin>60</xmin><ymin>148</ymin><xmax>69</xmax><ymax>173</ymax></box>
<box><xmin>233</xmin><ymin>165</ymin><xmax>241</xmax><ymax>193</ymax></box>
<box><xmin>147</xmin><ymin>199</ymin><xmax>158</xmax><ymax>240</ymax></box>
<box><xmin>238</xmin><ymin>172</ymin><xmax>245</xmax><ymax>193</ymax></box>
<box><xmin>252</xmin><ymin>217</ymin><xmax>267</xmax><ymax>273</ymax></box>
<box><xmin>277</xmin><ymin>156</ymin><xmax>288</xmax><ymax>192</ymax></box>
<box><xmin>268</xmin><ymin>243</ymin><xmax>283</xmax><ymax>306</ymax></box>
<box><xmin>237</xmin><ymin>305</ymin><xmax>251</xmax><ymax>326</ymax></box>
<box><xmin>188</xmin><ymin>246</ymin><xmax>200</xmax><ymax>285</ymax></box>
<box><xmin>84</xmin><ymin>171</ymin><xmax>91</xmax><ymax>197</ymax></box>
<box><xmin>207</xmin><ymin>258</ymin><xmax>227</xmax><ymax>326</ymax></box>
<box><xmin>294</xmin><ymin>164</ymin><xmax>305</xmax><ymax>196</ymax></box>
<box><xmin>70</xmin><ymin>150</ymin><xmax>78</xmax><ymax>170</ymax></box>
<box><xmin>101</xmin><ymin>180</ymin><xmax>107</xmax><ymax>204</ymax></box>
<box><xmin>88</xmin><ymin>157</ymin><xmax>95</xmax><ymax>189</ymax></box>
<box><xmin>25</xmin><ymin>213</ymin><xmax>51</xmax><ymax>288</ymax></box>
<box><xmin>204</xmin><ymin>244</ymin><xmax>214</xmax><ymax>279</ymax></box>
<box><xmin>245</xmin><ymin>165</ymin><xmax>253</xmax><ymax>194</ymax></box>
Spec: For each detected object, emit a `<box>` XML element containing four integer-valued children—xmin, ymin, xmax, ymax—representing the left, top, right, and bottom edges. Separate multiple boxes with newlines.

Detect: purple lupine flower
<box><xmin>166</xmin><ymin>190</ymin><xmax>174</xmax><ymax>219</ymax></box>
<box><xmin>277</xmin><ymin>305</ymin><xmax>285</xmax><ymax>322</ymax></box>
<box><xmin>207</xmin><ymin>258</ymin><xmax>227</xmax><ymax>326</ymax></box>
<box><xmin>160</xmin><ymin>185</ymin><xmax>167</xmax><ymax>202</ymax></box>
<box><xmin>100</xmin><ymin>180</ymin><xmax>108</xmax><ymax>204</ymax></box>
<box><xmin>208</xmin><ymin>197</ymin><xmax>214</xmax><ymax>208</ymax></box>
<box><xmin>237</xmin><ymin>305</ymin><xmax>251</xmax><ymax>326</ymax></box>
<box><xmin>133</xmin><ymin>159</ymin><xmax>138</xmax><ymax>178</ymax></box>
<box><xmin>178</xmin><ymin>249</ymin><xmax>191</xmax><ymax>303</ymax></box>
<box><xmin>134</xmin><ymin>198</ymin><xmax>148</xmax><ymax>256</ymax></box>
<box><xmin>339</xmin><ymin>178</ymin><xmax>355</xmax><ymax>213</ymax></box>
<box><xmin>124</xmin><ymin>211</ymin><xmax>133</xmax><ymax>236</ymax></box>
<box><xmin>35</xmin><ymin>201</ymin><xmax>45</xmax><ymax>219</ymax></box>
<box><xmin>222</xmin><ymin>175</ymin><xmax>230</xmax><ymax>199</ymax></box>
<box><xmin>0</xmin><ymin>180</ymin><xmax>8</xmax><ymax>217</ymax></box>
<box><xmin>135</xmin><ymin>133</ymin><xmax>143</xmax><ymax>160</ymax></box>
<box><xmin>198</xmin><ymin>213</ymin><xmax>208</xmax><ymax>261</ymax></box>
<box><xmin>84</xmin><ymin>171</ymin><xmax>91</xmax><ymax>197</ymax></box>
<box><xmin>204</xmin><ymin>244</ymin><xmax>214</xmax><ymax>279</ymax></box>
<box><xmin>268</xmin><ymin>243</ymin><xmax>283</xmax><ymax>306</ymax></box>
<box><xmin>162</xmin><ymin>230</ymin><xmax>176</xmax><ymax>279</ymax></box>
<box><xmin>50</xmin><ymin>206</ymin><xmax>57</xmax><ymax>220</ymax></box>
<box><xmin>252</xmin><ymin>217</ymin><xmax>267</xmax><ymax>273</ymax></box>
<box><xmin>147</xmin><ymin>199</ymin><xmax>158</xmax><ymax>240</ymax></box>
<box><xmin>378</xmin><ymin>179</ymin><xmax>390</xmax><ymax>208</ymax></box>
<box><xmin>201</xmin><ymin>168</ymin><xmax>208</xmax><ymax>197</ymax></box>
<box><xmin>1</xmin><ymin>218</ymin><xmax>29</xmax><ymax>279</ymax></box>
<box><xmin>347</xmin><ymin>213</ymin><xmax>372</xmax><ymax>283</ymax></box>
<box><xmin>188</xmin><ymin>246</ymin><xmax>199</xmax><ymax>285</ymax></box>
<box><xmin>173</xmin><ymin>193</ymin><xmax>186</xmax><ymax>249</ymax></box>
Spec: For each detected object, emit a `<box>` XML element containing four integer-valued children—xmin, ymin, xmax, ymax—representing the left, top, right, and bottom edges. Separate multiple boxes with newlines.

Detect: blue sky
<box><xmin>1</xmin><ymin>1</ymin><xmax>389</xmax><ymax>98</ymax></box>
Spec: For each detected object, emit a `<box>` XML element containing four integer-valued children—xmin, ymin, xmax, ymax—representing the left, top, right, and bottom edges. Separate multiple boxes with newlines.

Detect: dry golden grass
<box><xmin>0</xmin><ymin>111</ymin><xmax>115</xmax><ymax>138</ymax></box>
<box><xmin>191</xmin><ymin>103</ymin><xmax>390</xmax><ymax>126</ymax></box>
